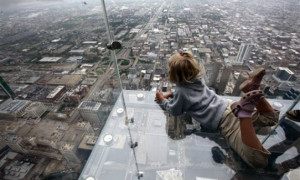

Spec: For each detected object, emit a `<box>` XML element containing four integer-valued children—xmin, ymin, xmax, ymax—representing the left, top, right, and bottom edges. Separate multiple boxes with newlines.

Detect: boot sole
<box><xmin>285</xmin><ymin>112</ymin><xmax>300</xmax><ymax>122</ymax></box>
<box><xmin>239</xmin><ymin>68</ymin><xmax>266</xmax><ymax>93</ymax></box>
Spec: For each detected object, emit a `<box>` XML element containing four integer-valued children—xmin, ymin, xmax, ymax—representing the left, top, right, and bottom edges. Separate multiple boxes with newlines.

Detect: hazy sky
<box><xmin>0</xmin><ymin>0</ymin><xmax>64</xmax><ymax>6</ymax></box>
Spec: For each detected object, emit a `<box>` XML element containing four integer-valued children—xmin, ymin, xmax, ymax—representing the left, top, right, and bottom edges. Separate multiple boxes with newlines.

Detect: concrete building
<box><xmin>162</xmin><ymin>82</ymin><xmax>170</xmax><ymax>92</ymax></box>
<box><xmin>235</xmin><ymin>44</ymin><xmax>253</xmax><ymax>65</ymax></box>
<box><xmin>98</xmin><ymin>88</ymin><xmax>113</xmax><ymax>104</ymax></box>
<box><xmin>78</xmin><ymin>135</ymin><xmax>97</xmax><ymax>151</ymax></box>
<box><xmin>44</xmin><ymin>75</ymin><xmax>83</xmax><ymax>87</ymax></box>
<box><xmin>39</xmin><ymin>57</ymin><xmax>62</xmax><ymax>63</ymax></box>
<box><xmin>69</xmin><ymin>49</ymin><xmax>85</xmax><ymax>55</ymax></box>
<box><xmin>218</xmin><ymin>62</ymin><xmax>233</xmax><ymax>94</ymax></box>
<box><xmin>232</xmin><ymin>72</ymin><xmax>248</xmax><ymax>96</ymax></box>
<box><xmin>0</xmin><ymin>99</ymin><xmax>31</xmax><ymax>120</ymax></box>
<box><xmin>208</xmin><ymin>60</ymin><xmax>222</xmax><ymax>87</ymax></box>
<box><xmin>130</xmin><ymin>78</ymin><xmax>140</xmax><ymax>90</ymax></box>
<box><xmin>78</xmin><ymin>136</ymin><xmax>96</xmax><ymax>158</ymax></box>
<box><xmin>78</xmin><ymin>101</ymin><xmax>104</xmax><ymax>130</ymax></box>
<box><xmin>46</xmin><ymin>86</ymin><xmax>66</xmax><ymax>102</ymax></box>
<box><xmin>1</xmin><ymin>135</ymin><xmax>27</xmax><ymax>154</ymax></box>
<box><xmin>75</xmin><ymin>121</ymin><xmax>94</xmax><ymax>135</ymax></box>
<box><xmin>142</xmin><ymin>74</ymin><xmax>151</xmax><ymax>87</ymax></box>
<box><xmin>66</xmin><ymin>85</ymin><xmax>89</xmax><ymax>104</ymax></box>
<box><xmin>198</xmin><ymin>48</ymin><xmax>212</xmax><ymax>57</ymax></box>
<box><xmin>1</xmin><ymin>152</ymin><xmax>34</xmax><ymax>180</ymax></box>
<box><xmin>25</xmin><ymin>102</ymin><xmax>47</xmax><ymax>118</ymax></box>
<box><xmin>275</xmin><ymin>67</ymin><xmax>294</xmax><ymax>81</ymax></box>
<box><xmin>60</xmin><ymin>144</ymin><xmax>81</xmax><ymax>164</ymax></box>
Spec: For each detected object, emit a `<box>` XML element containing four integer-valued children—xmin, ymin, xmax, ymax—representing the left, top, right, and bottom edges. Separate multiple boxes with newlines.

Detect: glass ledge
<box><xmin>79</xmin><ymin>90</ymin><xmax>300</xmax><ymax>180</ymax></box>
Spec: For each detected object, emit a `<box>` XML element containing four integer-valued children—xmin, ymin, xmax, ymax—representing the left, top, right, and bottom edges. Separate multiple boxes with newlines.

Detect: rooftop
<box><xmin>0</xmin><ymin>100</ymin><xmax>30</xmax><ymax>113</ymax></box>
<box><xmin>39</xmin><ymin>57</ymin><xmax>62</xmax><ymax>63</ymax></box>
<box><xmin>78</xmin><ymin>101</ymin><xmax>102</xmax><ymax>111</ymax></box>
<box><xmin>46</xmin><ymin>86</ymin><xmax>65</xmax><ymax>99</ymax></box>
<box><xmin>78</xmin><ymin>135</ymin><xmax>98</xmax><ymax>151</ymax></box>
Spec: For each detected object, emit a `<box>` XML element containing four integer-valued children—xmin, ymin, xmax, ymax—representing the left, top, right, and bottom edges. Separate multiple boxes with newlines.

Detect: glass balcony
<box><xmin>0</xmin><ymin>0</ymin><xmax>299</xmax><ymax>180</ymax></box>
<box><xmin>80</xmin><ymin>90</ymin><xmax>300</xmax><ymax>180</ymax></box>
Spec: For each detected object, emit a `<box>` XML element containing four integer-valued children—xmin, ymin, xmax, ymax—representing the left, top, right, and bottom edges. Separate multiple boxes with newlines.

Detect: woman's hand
<box><xmin>155</xmin><ymin>90</ymin><xmax>165</xmax><ymax>103</ymax></box>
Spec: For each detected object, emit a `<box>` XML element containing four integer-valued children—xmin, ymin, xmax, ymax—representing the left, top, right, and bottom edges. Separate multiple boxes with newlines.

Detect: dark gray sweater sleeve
<box><xmin>162</xmin><ymin>92</ymin><xmax>186</xmax><ymax>116</ymax></box>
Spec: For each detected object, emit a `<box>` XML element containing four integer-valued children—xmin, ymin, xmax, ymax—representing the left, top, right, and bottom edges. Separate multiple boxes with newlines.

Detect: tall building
<box><xmin>46</xmin><ymin>86</ymin><xmax>66</xmax><ymax>102</ymax></box>
<box><xmin>78</xmin><ymin>101</ymin><xmax>104</xmax><ymax>132</ymax></box>
<box><xmin>232</xmin><ymin>72</ymin><xmax>248</xmax><ymax>96</ymax></box>
<box><xmin>208</xmin><ymin>60</ymin><xmax>222</xmax><ymax>87</ymax></box>
<box><xmin>218</xmin><ymin>62</ymin><xmax>233</xmax><ymax>94</ymax></box>
<box><xmin>235</xmin><ymin>44</ymin><xmax>253</xmax><ymax>65</ymax></box>
<box><xmin>0</xmin><ymin>76</ymin><xmax>15</xmax><ymax>100</ymax></box>
<box><xmin>192</xmin><ymin>48</ymin><xmax>198</xmax><ymax>57</ymax></box>
<box><xmin>1</xmin><ymin>135</ymin><xmax>27</xmax><ymax>154</ymax></box>
<box><xmin>275</xmin><ymin>67</ymin><xmax>294</xmax><ymax>81</ymax></box>
<box><xmin>60</xmin><ymin>144</ymin><xmax>81</xmax><ymax>164</ymax></box>
<box><xmin>66</xmin><ymin>85</ymin><xmax>89</xmax><ymax>104</ymax></box>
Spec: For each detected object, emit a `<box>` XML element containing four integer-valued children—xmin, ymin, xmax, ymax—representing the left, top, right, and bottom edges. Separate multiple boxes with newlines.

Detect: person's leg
<box><xmin>252</xmin><ymin>98</ymin><xmax>279</xmax><ymax>127</ymax></box>
<box><xmin>220</xmin><ymin>102</ymin><xmax>270</xmax><ymax>168</ymax></box>
<box><xmin>256</xmin><ymin>98</ymin><xmax>275</xmax><ymax>112</ymax></box>
<box><xmin>231</xmin><ymin>90</ymin><xmax>265</xmax><ymax>151</ymax></box>
<box><xmin>240</xmin><ymin>118</ymin><xmax>264</xmax><ymax>151</ymax></box>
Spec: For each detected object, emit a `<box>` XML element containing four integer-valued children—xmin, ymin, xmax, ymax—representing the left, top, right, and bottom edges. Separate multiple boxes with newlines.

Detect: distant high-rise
<box><xmin>208</xmin><ymin>60</ymin><xmax>222</xmax><ymax>87</ymax></box>
<box><xmin>235</xmin><ymin>44</ymin><xmax>253</xmax><ymax>65</ymax></box>
<box><xmin>0</xmin><ymin>76</ymin><xmax>15</xmax><ymax>100</ymax></box>
<box><xmin>232</xmin><ymin>72</ymin><xmax>248</xmax><ymax>96</ymax></box>
<box><xmin>218</xmin><ymin>62</ymin><xmax>233</xmax><ymax>94</ymax></box>
<box><xmin>1</xmin><ymin>135</ymin><xmax>27</xmax><ymax>154</ymax></box>
<box><xmin>60</xmin><ymin>144</ymin><xmax>81</xmax><ymax>164</ymax></box>
<box><xmin>275</xmin><ymin>67</ymin><xmax>294</xmax><ymax>81</ymax></box>
<box><xmin>78</xmin><ymin>101</ymin><xmax>104</xmax><ymax>134</ymax></box>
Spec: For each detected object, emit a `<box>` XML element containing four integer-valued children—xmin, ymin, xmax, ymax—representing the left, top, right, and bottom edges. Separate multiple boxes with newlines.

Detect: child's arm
<box><xmin>155</xmin><ymin>90</ymin><xmax>165</xmax><ymax>103</ymax></box>
<box><xmin>155</xmin><ymin>91</ymin><xmax>173</xmax><ymax>102</ymax></box>
<box><xmin>163</xmin><ymin>92</ymin><xmax>173</xmax><ymax>99</ymax></box>
<box><xmin>155</xmin><ymin>90</ymin><xmax>184</xmax><ymax>116</ymax></box>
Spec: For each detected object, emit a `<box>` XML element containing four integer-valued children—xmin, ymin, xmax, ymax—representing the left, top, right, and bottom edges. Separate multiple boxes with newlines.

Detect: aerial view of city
<box><xmin>0</xmin><ymin>0</ymin><xmax>299</xmax><ymax>179</ymax></box>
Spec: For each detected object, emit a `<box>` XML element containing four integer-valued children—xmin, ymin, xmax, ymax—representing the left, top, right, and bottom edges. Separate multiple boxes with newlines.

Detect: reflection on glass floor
<box><xmin>79</xmin><ymin>90</ymin><xmax>300</xmax><ymax>180</ymax></box>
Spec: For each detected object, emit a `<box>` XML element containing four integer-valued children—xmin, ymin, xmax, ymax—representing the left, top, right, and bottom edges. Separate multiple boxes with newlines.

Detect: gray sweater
<box><xmin>162</xmin><ymin>78</ymin><xmax>229</xmax><ymax>130</ymax></box>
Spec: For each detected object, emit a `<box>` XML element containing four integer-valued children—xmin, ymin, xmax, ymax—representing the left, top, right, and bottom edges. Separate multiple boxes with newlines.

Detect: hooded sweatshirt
<box><xmin>162</xmin><ymin>78</ymin><xmax>229</xmax><ymax>130</ymax></box>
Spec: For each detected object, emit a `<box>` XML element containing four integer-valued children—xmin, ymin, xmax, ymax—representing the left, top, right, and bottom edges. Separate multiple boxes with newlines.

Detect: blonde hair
<box><xmin>168</xmin><ymin>51</ymin><xmax>204</xmax><ymax>84</ymax></box>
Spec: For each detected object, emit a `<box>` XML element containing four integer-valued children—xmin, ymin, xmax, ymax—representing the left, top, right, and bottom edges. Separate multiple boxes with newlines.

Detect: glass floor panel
<box><xmin>80</xmin><ymin>90</ymin><xmax>300</xmax><ymax>180</ymax></box>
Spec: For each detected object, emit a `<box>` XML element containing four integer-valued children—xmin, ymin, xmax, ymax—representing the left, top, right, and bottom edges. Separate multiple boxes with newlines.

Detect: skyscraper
<box><xmin>208</xmin><ymin>60</ymin><xmax>222</xmax><ymax>87</ymax></box>
<box><xmin>275</xmin><ymin>67</ymin><xmax>294</xmax><ymax>81</ymax></box>
<box><xmin>78</xmin><ymin>101</ymin><xmax>104</xmax><ymax>134</ymax></box>
<box><xmin>235</xmin><ymin>44</ymin><xmax>254</xmax><ymax>65</ymax></box>
<box><xmin>218</xmin><ymin>62</ymin><xmax>233</xmax><ymax>94</ymax></box>
<box><xmin>232</xmin><ymin>72</ymin><xmax>248</xmax><ymax>96</ymax></box>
